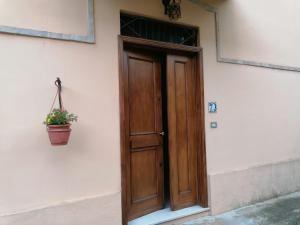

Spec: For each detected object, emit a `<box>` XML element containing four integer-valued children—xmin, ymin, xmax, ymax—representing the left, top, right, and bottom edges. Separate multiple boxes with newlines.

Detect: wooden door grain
<box><xmin>167</xmin><ymin>54</ymin><xmax>198</xmax><ymax>210</ymax></box>
<box><xmin>123</xmin><ymin>50</ymin><xmax>164</xmax><ymax>220</ymax></box>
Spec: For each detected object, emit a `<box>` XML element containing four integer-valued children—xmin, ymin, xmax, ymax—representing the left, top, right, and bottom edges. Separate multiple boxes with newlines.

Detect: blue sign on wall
<box><xmin>208</xmin><ymin>102</ymin><xmax>217</xmax><ymax>113</ymax></box>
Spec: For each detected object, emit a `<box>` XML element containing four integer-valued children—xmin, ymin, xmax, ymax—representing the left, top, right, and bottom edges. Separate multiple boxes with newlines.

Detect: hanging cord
<box><xmin>49</xmin><ymin>78</ymin><xmax>64</xmax><ymax>114</ymax></box>
<box><xmin>55</xmin><ymin>77</ymin><xmax>64</xmax><ymax>111</ymax></box>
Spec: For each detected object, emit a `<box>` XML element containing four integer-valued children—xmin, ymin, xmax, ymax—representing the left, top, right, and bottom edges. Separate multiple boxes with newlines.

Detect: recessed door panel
<box><xmin>129</xmin><ymin>58</ymin><xmax>156</xmax><ymax>133</ymax></box>
<box><xmin>131</xmin><ymin>149</ymin><xmax>158</xmax><ymax>203</ymax></box>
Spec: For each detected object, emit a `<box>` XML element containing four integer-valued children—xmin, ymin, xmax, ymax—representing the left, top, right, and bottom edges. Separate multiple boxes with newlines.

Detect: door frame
<box><xmin>118</xmin><ymin>35</ymin><xmax>208</xmax><ymax>225</ymax></box>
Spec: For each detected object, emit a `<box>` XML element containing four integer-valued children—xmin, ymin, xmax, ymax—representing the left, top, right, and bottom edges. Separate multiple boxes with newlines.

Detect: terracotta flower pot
<box><xmin>47</xmin><ymin>124</ymin><xmax>72</xmax><ymax>146</ymax></box>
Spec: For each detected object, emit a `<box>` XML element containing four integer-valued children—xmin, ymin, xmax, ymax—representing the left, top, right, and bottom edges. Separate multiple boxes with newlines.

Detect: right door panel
<box><xmin>167</xmin><ymin>54</ymin><xmax>198</xmax><ymax>210</ymax></box>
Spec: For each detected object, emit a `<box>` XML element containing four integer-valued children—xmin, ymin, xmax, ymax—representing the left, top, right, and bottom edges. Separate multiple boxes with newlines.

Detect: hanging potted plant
<box><xmin>44</xmin><ymin>109</ymin><xmax>77</xmax><ymax>146</ymax></box>
<box><xmin>44</xmin><ymin>78</ymin><xmax>77</xmax><ymax>146</ymax></box>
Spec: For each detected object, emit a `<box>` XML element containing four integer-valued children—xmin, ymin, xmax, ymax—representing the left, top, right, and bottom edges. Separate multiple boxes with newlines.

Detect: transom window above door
<box><xmin>120</xmin><ymin>12</ymin><xmax>199</xmax><ymax>47</ymax></box>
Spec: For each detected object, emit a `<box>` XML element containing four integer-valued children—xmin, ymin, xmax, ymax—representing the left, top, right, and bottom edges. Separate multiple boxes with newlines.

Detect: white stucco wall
<box><xmin>0</xmin><ymin>0</ymin><xmax>300</xmax><ymax>223</ymax></box>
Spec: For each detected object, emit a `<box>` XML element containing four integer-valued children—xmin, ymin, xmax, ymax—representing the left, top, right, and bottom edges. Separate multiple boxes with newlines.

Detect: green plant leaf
<box><xmin>44</xmin><ymin>109</ymin><xmax>78</xmax><ymax>125</ymax></box>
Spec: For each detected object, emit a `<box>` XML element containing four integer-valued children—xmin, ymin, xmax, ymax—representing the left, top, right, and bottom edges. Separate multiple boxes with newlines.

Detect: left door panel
<box><xmin>123</xmin><ymin>49</ymin><xmax>164</xmax><ymax>220</ymax></box>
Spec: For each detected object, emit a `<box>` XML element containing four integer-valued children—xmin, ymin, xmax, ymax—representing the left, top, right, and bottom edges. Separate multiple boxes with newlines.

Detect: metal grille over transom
<box><xmin>120</xmin><ymin>13</ymin><xmax>199</xmax><ymax>47</ymax></box>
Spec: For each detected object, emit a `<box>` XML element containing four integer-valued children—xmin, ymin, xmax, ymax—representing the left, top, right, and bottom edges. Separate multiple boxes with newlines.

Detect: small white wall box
<box><xmin>210</xmin><ymin>122</ymin><xmax>218</xmax><ymax>129</ymax></box>
<box><xmin>208</xmin><ymin>102</ymin><xmax>217</xmax><ymax>113</ymax></box>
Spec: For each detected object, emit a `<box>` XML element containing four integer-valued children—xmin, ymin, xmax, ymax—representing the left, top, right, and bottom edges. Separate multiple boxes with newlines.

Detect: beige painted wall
<box><xmin>204</xmin><ymin>0</ymin><xmax>300</xmax><ymax>174</ymax></box>
<box><xmin>0</xmin><ymin>0</ymin><xmax>300</xmax><ymax>221</ymax></box>
<box><xmin>0</xmin><ymin>0</ymin><xmax>88</xmax><ymax>35</ymax></box>
<box><xmin>217</xmin><ymin>0</ymin><xmax>300</xmax><ymax>67</ymax></box>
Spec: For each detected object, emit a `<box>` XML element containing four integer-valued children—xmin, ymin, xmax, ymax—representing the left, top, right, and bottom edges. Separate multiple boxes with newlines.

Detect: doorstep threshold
<box><xmin>128</xmin><ymin>205</ymin><xmax>209</xmax><ymax>225</ymax></box>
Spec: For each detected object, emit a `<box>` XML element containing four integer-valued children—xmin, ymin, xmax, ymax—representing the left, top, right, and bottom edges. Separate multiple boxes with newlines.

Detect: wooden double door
<box><xmin>122</xmin><ymin>46</ymin><xmax>205</xmax><ymax>221</ymax></box>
